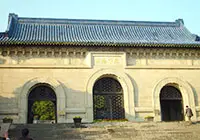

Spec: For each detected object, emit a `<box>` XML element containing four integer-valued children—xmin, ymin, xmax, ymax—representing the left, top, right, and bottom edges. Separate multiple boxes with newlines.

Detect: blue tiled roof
<box><xmin>0</xmin><ymin>13</ymin><xmax>200</xmax><ymax>47</ymax></box>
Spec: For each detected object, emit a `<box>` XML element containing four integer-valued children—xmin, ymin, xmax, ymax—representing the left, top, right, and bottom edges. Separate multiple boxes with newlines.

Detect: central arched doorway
<box><xmin>160</xmin><ymin>85</ymin><xmax>184</xmax><ymax>121</ymax></box>
<box><xmin>93</xmin><ymin>77</ymin><xmax>125</xmax><ymax>120</ymax></box>
<box><xmin>28</xmin><ymin>84</ymin><xmax>57</xmax><ymax>123</ymax></box>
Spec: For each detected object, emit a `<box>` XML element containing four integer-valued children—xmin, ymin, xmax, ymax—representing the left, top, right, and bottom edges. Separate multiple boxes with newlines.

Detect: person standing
<box><xmin>185</xmin><ymin>105</ymin><xmax>193</xmax><ymax>122</ymax></box>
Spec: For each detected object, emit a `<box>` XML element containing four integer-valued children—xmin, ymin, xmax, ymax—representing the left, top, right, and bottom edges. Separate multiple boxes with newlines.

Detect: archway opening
<box><xmin>27</xmin><ymin>84</ymin><xmax>57</xmax><ymax>123</ymax></box>
<box><xmin>160</xmin><ymin>85</ymin><xmax>184</xmax><ymax>121</ymax></box>
<box><xmin>93</xmin><ymin>77</ymin><xmax>125</xmax><ymax>120</ymax></box>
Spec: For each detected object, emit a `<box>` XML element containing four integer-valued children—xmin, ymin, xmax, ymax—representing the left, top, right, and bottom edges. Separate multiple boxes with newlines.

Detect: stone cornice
<box><xmin>1</xmin><ymin>47</ymin><xmax>200</xmax><ymax>68</ymax></box>
<box><xmin>125</xmin><ymin>66</ymin><xmax>200</xmax><ymax>69</ymax></box>
<box><xmin>0</xmin><ymin>47</ymin><xmax>87</xmax><ymax>57</ymax></box>
<box><xmin>125</xmin><ymin>48</ymin><xmax>200</xmax><ymax>58</ymax></box>
<box><xmin>1</xmin><ymin>47</ymin><xmax>200</xmax><ymax>58</ymax></box>
<box><xmin>0</xmin><ymin>65</ymin><xmax>91</xmax><ymax>69</ymax></box>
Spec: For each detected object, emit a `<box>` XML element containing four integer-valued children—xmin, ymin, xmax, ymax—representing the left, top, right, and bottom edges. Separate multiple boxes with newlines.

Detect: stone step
<box><xmin>8</xmin><ymin>122</ymin><xmax>200</xmax><ymax>140</ymax></box>
<box><xmin>10</xmin><ymin>123</ymin><xmax>74</xmax><ymax>129</ymax></box>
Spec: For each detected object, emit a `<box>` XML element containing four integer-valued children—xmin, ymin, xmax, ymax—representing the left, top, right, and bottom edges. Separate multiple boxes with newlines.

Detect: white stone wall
<box><xmin>0</xmin><ymin>47</ymin><xmax>199</xmax><ymax>123</ymax></box>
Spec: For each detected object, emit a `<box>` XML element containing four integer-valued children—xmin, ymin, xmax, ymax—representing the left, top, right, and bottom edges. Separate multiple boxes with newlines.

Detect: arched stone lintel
<box><xmin>18</xmin><ymin>77</ymin><xmax>66</xmax><ymax>123</ymax></box>
<box><xmin>86</xmin><ymin>68</ymin><xmax>135</xmax><ymax>122</ymax></box>
<box><xmin>153</xmin><ymin>77</ymin><xmax>196</xmax><ymax>121</ymax></box>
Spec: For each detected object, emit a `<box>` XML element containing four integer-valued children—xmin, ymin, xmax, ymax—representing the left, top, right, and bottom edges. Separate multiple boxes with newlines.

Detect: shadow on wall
<box><xmin>188</xmin><ymin>83</ymin><xmax>198</xmax><ymax>106</ymax></box>
<box><xmin>61</xmin><ymin>79</ymin><xmax>137</xmax><ymax>122</ymax></box>
<box><xmin>0</xmin><ymin>77</ymin><xmax>138</xmax><ymax>123</ymax></box>
<box><xmin>0</xmin><ymin>95</ymin><xmax>18</xmax><ymax>123</ymax></box>
<box><xmin>0</xmin><ymin>86</ymin><xmax>23</xmax><ymax>123</ymax></box>
<box><xmin>126</xmin><ymin>74</ymin><xmax>139</xmax><ymax>107</ymax></box>
<box><xmin>63</xmin><ymin>84</ymin><xmax>87</xmax><ymax>105</ymax></box>
<box><xmin>0</xmin><ymin>81</ymin><xmax>86</xmax><ymax>123</ymax></box>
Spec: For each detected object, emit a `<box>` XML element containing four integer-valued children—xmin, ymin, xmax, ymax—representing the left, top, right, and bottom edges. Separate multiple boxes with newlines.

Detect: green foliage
<box><xmin>73</xmin><ymin>116</ymin><xmax>81</xmax><ymax>119</ymax></box>
<box><xmin>32</xmin><ymin>101</ymin><xmax>55</xmax><ymax>120</ymax></box>
<box><xmin>3</xmin><ymin>117</ymin><xmax>13</xmax><ymax>123</ymax></box>
<box><xmin>144</xmin><ymin>116</ymin><xmax>154</xmax><ymax>119</ymax></box>
<box><xmin>94</xmin><ymin>95</ymin><xmax>105</xmax><ymax>109</ymax></box>
<box><xmin>3</xmin><ymin>117</ymin><xmax>12</xmax><ymax>120</ymax></box>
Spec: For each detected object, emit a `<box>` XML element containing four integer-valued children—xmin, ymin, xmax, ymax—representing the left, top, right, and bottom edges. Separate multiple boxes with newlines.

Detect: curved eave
<box><xmin>0</xmin><ymin>41</ymin><xmax>200</xmax><ymax>48</ymax></box>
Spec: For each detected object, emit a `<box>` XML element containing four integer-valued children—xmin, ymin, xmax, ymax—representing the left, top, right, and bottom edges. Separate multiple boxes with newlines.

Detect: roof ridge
<box><xmin>14</xmin><ymin>15</ymin><xmax>180</xmax><ymax>27</ymax></box>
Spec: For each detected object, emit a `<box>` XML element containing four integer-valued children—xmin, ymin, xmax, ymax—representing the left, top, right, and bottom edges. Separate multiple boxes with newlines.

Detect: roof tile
<box><xmin>0</xmin><ymin>13</ymin><xmax>200</xmax><ymax>47</ymax></box>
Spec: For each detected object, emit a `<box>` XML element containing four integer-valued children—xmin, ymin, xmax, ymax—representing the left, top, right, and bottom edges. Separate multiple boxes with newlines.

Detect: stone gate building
<box><xmin>0</xmin><ymin>13</ymin><xmax>200</xmax><ymax>123</ymax></box>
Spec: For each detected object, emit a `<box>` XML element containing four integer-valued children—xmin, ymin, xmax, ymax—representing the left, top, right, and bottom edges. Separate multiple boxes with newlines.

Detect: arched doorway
<box><xmin>160</xmin><ymin>85</ymin><xmax>184</xmax><ymax>121</ymax></box>
<box><xmin>93</xmin><ymin>77</ymin><xmax>125</xmax><ymax>120</ymax></box>
<box><xmin>27</xmin><ymin>84</ymin><xmax>57</xmax><ymax>123</ymax></box>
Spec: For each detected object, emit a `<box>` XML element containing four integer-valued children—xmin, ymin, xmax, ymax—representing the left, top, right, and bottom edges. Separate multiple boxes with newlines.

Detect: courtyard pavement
<box><xmin>8</xmin><ymin>121</ymin><xmax>200</xmax><ymax>140</ymax></box>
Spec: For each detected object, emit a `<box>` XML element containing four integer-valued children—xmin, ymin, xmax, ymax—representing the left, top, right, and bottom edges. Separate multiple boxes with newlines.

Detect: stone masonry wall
<box><xmin>0</xmin><ymin>47</ymin><xmax>199</xmax><ymax>123</ymax></box>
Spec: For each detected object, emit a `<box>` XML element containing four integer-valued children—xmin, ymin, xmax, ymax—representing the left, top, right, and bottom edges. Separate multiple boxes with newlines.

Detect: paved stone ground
<box><xmin>8</xmin><ymin>121</ymin><xmax>200</xmax><ymax>140</ymax></box>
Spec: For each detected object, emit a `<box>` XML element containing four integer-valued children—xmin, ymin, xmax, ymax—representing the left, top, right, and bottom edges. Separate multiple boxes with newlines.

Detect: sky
<box><xmin>0</xmin><ymin>0</ymin><xmax>200</xmax><ymax>35</ymax></box>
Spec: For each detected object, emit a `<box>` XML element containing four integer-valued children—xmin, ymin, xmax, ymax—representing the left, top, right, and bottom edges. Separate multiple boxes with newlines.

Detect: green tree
<box><xmin>32</xmin><ymin>101</ymin><xmax>55</xmax><ymax>120</ymax></box>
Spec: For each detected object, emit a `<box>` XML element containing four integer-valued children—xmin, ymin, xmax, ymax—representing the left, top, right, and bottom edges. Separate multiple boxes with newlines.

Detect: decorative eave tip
<box><xmin>8</xmin><ymin>13</ymin><xmax>18</xmax><ymax>19</ymax></box>
<box><xmin>175</xmin><ymin>19</ymin><xmax>184</xmax><ymax>26</ymax></box>
<box><xmin>195</xmin><ymin>35</ymin><xmax>200</xmax><ymax>41</ymax></box>
<box><xmin>6</xmin><ymin>13</ymin><xmax>18</xmax><ymax>32</ymax></box>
